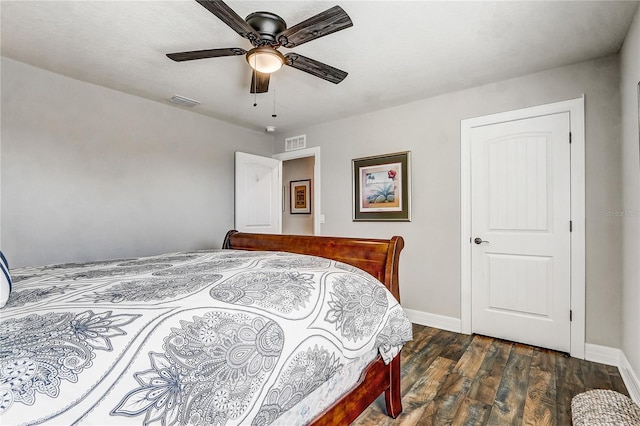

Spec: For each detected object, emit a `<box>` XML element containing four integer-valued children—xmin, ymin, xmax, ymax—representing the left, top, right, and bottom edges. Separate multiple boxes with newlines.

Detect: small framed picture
<box><xmin>352</xmin><ymin>151</ymin><xmax>411</xmax><ymax>221</ymax></box>
<box><xmin>290</xmin><ymin>179</ymin><xmax>311</xmax><ymax>214</ymax></box>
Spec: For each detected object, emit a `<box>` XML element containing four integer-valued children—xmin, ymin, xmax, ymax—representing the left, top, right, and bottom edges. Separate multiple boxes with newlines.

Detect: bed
<box><xmin>0</xmin><ymin>230</ymin><xmax>411</xmax><ymax>425</ymax></box>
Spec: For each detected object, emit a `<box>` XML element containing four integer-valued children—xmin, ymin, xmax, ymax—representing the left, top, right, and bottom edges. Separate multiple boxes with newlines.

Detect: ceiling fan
<box><xmin>166</xmin><ymin>0</ymin><xmax>353</xmax><ymax>94</ymax></box>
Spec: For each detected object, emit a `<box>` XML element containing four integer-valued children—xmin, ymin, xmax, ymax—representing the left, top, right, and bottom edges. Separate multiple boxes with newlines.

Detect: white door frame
<box><xmin>273</xmin><ymin>147</ymin><xmax>322</xmax><ymax>235</ymax></box>
<box><xmin>460</xmin><ymin>97</ymin><xmax>585</xmax><ymax>358</ymax></box>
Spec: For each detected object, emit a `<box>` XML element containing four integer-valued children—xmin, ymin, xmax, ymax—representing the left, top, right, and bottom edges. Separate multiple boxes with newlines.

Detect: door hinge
<box><xmin>570</xmin><ymin>220</ymin><xmax>573</xmax><ymax>232</ymax></box>
<box><xmin>570</xmin><ymin>310</ymin><xmax>573</xmax><ymax>321</ymax></box>
<box><xmin>569</xmin><ymin>132</ymin><xmax>572</xmax><ymax>144</ymax></box>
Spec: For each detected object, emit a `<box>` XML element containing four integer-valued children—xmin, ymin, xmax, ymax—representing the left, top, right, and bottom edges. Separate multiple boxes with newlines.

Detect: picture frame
<box><xmin>290</xmin><ymin>179</ymin><xmax>311</xmax><ymax>214</ymax></box>
<box><xmin>352</xmin><ymin>151</ymin><xmax>411</xmax><ymax>221</ymax></box>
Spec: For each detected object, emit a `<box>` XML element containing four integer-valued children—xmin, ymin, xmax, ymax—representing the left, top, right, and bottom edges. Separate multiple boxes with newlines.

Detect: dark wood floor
<box><xmin>353</xmin><ymin>324</ymin><xmax>629</xmax><ymax>425</ymax></box>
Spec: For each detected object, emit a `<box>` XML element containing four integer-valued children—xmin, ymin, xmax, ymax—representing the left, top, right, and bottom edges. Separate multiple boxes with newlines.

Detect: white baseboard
<box><xmin>404</xmin><ymin>308</ymin><xmax>461</xmax><ymax>333</ymax></box>
<box><xmin>585</xmin><ymin>343</ymin><xmax>620</xmax><ymax>366</ymax></box>
<box><xmin>585</xmin><ymin>343</ymin><xmax>640</xmax><ymax>405</ymax></box>
<box><xmin>620</xmin><ymin>351</ymin><xmax>640</xmax><ymax>405</ymax></box>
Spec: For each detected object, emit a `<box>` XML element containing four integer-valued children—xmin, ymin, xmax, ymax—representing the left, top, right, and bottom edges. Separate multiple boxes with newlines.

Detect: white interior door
<box><xmin>470</xmin><ymin>112</ymin><xmax>571</xmax><ymax>352</ymax></box>
<box><xmin>234</xmin><ymin>151</ymin><xmax>282</xmax><ymax>234</ymax></box>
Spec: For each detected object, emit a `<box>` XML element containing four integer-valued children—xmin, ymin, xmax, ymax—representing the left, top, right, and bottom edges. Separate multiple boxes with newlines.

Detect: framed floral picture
<box><xmin>352</xmin><ymin>151</ymin><xmax>411</xmax><ymax>221</ymax></box>
<box><xmin>290</xmin><ymin>179</ymin><xmax>311</xmax><ymax>214</ymax></box>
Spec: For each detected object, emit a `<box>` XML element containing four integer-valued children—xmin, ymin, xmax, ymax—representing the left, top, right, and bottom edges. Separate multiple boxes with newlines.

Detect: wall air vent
<box><xmin>285</xmin><ymin>134</ymin><xmax>307</xmax><ymax>151</ymax></box>
<box><xmin>169</xmin><ymin>94</ymin><xmax>200</xmax><ymax>107</ymax></box>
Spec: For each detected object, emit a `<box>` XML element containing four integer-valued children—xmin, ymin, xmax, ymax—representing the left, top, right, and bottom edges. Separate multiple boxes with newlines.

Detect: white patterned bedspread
<box><xmin>0</xmin><ymin>249</ymin><xmax>412</xmax><ymax>425</ymax></box>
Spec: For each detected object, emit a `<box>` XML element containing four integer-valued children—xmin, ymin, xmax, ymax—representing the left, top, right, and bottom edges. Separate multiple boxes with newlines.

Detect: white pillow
<box><xmin>0</xmin><ymin>251</ymin><xmax>11</xmax><ymax>308</ymax></box>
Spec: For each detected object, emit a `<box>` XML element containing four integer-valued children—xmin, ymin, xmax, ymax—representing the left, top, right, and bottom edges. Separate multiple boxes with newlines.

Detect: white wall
<box><xmin>276</xmin><ymin>55</ymin><xmax>623</xmax><ymax>348</ymax></box>
<box><xmin>1</xmin><ymin>58</ymin><xmax>272</xmax><ymax>267</ymax></box>
<box><xmin>283</xmin><ymin>156</ymin><xmax>314</xmax><ymax>235</ymax></box>
<box><xmin>621</xmin><ymin>6</ymin><xmax>640</xmax><ymax>386</ymax></box>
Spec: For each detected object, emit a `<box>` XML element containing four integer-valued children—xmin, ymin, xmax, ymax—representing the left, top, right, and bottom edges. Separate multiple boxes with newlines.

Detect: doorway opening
<box><xmin>273</xmin><ymin>147</ymin><xmax>321</xmax><ymax>235</ymax></box>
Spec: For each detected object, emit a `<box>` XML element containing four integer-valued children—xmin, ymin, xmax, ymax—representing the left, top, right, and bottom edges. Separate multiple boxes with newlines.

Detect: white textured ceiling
<box><xmin>2</xmin><ymin>1</ymin><xmax>638</xmax><ymax>134</ymax></box>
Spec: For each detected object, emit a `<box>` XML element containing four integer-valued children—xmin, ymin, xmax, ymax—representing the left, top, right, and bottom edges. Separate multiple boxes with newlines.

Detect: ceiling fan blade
<box><xmin>285</xmin><ymin>53</ymin><xmax>348</xmax><ymax>84</ymax></box>
<box><xmin>250</xmin><ymin>71</ymin><xmax>270</xmax><ymax>94</ymax></box>
<box><xmin>277</xmin><ymin>5</ymin><xmax>353</xmax><ymax>48</ymax></box>
<box><xmin>196</xmin><ymin>0</ymin><xmax>260</xmax><ymax>41</ymax></box>
<box><xmin>167</xmin><ymin>47</ymin><xmax>246</xmax><ymax>62</ymax></box>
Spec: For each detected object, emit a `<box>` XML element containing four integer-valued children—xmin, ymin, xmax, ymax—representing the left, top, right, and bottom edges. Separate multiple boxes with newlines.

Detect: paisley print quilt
<box><xmin>0</xmin><ymin>249</ymin><xmax>412</xmax><ymax>425</ymax></box>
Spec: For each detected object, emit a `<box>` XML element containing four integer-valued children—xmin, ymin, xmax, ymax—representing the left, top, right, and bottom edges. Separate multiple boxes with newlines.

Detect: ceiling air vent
<box><xmin>169</xmin><ymin>94</ymin><xmax>200</xmax><ymax>107</ymax></box>
<box><xmin>285</xmin><ymin>134</ymin><xmax>306</xmax><ymax>151</ymax></box>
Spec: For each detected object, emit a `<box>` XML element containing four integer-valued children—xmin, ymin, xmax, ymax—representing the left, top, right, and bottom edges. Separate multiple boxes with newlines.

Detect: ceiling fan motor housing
<box><xmin>245</xmin><ymin>12</ymin><xmax>286</xmax><ymax>42</ymax></box>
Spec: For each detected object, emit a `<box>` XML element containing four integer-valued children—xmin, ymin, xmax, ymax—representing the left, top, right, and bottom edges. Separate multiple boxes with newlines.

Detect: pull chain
<box><xmin>272</xmin><ymin>89</ymin><xmax>277</xmax><ymax>118</ymax></box>
<box><xmin>252</xmin><ymin>56</ymin><xmax>257</xmax><ymax>107</ymax></box>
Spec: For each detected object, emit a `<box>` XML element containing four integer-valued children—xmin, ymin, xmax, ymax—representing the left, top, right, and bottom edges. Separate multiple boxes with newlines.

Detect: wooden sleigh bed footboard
<box><xmin>222</xmin><ymin>230</ymin><xmax>406</xmax><ymax>424</ymax></box>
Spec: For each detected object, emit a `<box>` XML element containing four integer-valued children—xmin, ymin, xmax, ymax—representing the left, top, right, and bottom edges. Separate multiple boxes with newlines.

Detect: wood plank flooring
<box><xmin>353</xmin><ymin>324</ymin><xmax>629</xmax><ymax>425</ymax></box>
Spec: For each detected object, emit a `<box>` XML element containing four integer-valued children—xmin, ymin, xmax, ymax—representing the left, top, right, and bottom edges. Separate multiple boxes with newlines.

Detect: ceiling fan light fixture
<box><xmin>246</xmin><ymin>47</ymin><xmax>285</xmax><ymax>74</ymax></box>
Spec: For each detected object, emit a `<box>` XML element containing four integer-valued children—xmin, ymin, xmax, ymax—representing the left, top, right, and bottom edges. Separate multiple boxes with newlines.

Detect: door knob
<box><xmin>474</xmin><ymin>237</ymin><xmax>489</xmax><ymax>245</ymax></box>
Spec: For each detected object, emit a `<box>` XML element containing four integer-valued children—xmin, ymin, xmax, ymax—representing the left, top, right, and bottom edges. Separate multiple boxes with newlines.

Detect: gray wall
<box><xmin>621</xmin><ymin>7</ymin><xmax>640</xmax><ymax>381</ymax></box>
<box><xmin>1</xmin><ymin>58</ymin><xmax>272</xmax><ymax>267</ymax></box>
<box><xmin>0</xmin><ymin>50</ymin><xmax>628</xmax><ymax>351</ymax></box>
<box><xmin>276</xmin><ymin>55</ymin><xmax>623</xmax><ymax>348</ymax></box>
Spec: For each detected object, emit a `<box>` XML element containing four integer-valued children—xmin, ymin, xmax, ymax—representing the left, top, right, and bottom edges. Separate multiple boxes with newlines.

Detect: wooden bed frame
<box><xmin>222</xmin><ymin>230</ymin><xmax>405</xmax><ymax>424</ymax></box>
